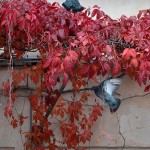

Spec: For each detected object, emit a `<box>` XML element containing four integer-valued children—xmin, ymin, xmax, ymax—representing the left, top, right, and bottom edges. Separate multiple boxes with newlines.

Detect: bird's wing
<box><xmin>103</xmin><ymin>78</ymin><xmax>122</xmax><ymax>95</ymax></box>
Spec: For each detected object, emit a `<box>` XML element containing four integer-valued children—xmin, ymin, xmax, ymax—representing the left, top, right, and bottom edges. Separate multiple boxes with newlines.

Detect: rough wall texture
<box><xmin>87</xmin><ymin>75</ymin><xmax>150</xmax><ymax>149</ymax></box>
<box><xmin>0</xmin><ymin>69</ymin><xmax>150</xmax><ymax>149</ymax></box>
<box><xmin>0</xmin><ymin>69</ymin><xmax>30</xmax><ymax>150</ymax></box>
<box><xmin>0</xmin><ymin>0</ymin><xmax>150</xmax><ymax>149</ymax></box>
<box><xmin>49</xmin><ymin>0</ymin><xmax>150</xmax><ymax>19</ymax></box>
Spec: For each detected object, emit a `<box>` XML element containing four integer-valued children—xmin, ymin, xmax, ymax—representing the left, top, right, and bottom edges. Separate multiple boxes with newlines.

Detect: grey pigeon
<box><xmin>91</xmin><ymin>78</ymin><xmax>122</xmax><ymax>113</ymax></box>
<box><xmin>62</xmin><ymin>0</ymin><xmax>84</xmax><ymax>13</ymax></box>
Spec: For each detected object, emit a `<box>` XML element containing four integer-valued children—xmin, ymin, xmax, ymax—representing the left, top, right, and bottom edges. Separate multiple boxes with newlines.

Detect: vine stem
<box><xmin>121</xmin><ymin>92</ymin><xmax>150</xmax><ymax>101</ymax></box>
<box><xmin>8</xmin><ymin>21</ymin><xmax>13</xmax><ymax>111</ymax></box>
<box><xmin>13</xmin><ymin>104</ymin><xmax>24</xmax><ymax>148</ymax></box>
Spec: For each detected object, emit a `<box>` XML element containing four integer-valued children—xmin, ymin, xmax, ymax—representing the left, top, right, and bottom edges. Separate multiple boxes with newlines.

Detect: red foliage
<box><xmin>0</xmin><ymin>0</ymin><xmax>150</xmax><ymax>149</ymax></box>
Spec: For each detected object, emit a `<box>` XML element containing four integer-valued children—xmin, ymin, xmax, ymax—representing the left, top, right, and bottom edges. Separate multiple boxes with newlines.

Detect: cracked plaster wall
<box><xmin>88</xmin><ymin>75</ymin><xmax>150</xmax><ymax>148</ymax></box>
<box><xmin>1</xmin><ymin>69</ymin><xmax>150</xmax><ymax>149</ymax></box>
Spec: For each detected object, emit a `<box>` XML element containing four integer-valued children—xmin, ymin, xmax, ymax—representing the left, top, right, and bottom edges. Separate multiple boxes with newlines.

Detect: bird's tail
<box><xmin>110</xmin><ymin>99</ymin><xmax>121</xmax><ymax>113</ymax></box>
<box><xmin>62</xmin><ymin>1</ymin><xmax>71</xmax><ymax>11</ymax></box>
<box><xmin>62</xmin><ymin>0</ymin><xmax>84</xmax><ymax>13</ymax></box>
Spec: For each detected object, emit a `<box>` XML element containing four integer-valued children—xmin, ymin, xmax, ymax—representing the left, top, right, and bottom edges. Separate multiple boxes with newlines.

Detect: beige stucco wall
<box><xmin>1</xmin><ymin>70</ymin><xmax>150</xmax><ymax>150</ymax></box>
<box><xmin>87</xmin><ymin>75</ymin><xmax>150</xmax><ymax>149</ymax></box>
<box><xmin>0</xmin><ymin>69</ymin><xmax>30</xmax><ymax>150</ymax></box>
<box><xmin>49</xmin><ymin>0</ymin><xmax>150</xmax><ymax>19</ymax></box>
<box><xmin>0</xmin><ymin>0</ymin><xmax>150</xmax><ymax>150</ymax></box>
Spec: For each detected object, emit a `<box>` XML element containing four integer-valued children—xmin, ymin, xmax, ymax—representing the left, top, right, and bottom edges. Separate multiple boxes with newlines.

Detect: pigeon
<box><xmin>62</xmin><ymin>0</ymin><xmax>84</xmax><ymax>13</ymax></box>
<box><xmin>91</xmin><ymin>78</ymin><xmax>122</xmax><ymax>113</ymax></box>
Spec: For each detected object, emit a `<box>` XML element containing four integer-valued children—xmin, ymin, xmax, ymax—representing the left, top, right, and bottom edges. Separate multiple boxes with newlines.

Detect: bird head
<box><xmin>91</xmin><ymin>86</ymin><xmax>97</xmax><ymax>91</ymax></box>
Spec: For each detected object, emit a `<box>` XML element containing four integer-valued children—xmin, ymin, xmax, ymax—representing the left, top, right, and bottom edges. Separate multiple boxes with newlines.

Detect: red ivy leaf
<box><xmin>14</xmin><ymin>49</ymin><xmax>24</xmax><ymax>60</ymax></box>
<box><xmin>105</xmin><ymin>45</ymin><xmax>112</xmax><ymax>54</ymax></box>
<box><xmin>25</xmin><ymin>13</ymin><xmax>36</xmax><ymax>22</ymax></box>
<box><xmin>130</xmin><ymin>49</ymin><xmax>136</xmax><ymax>58</ymax></box>
<box><xmin>63</xmin><ymin>73</ymin><xmax>69</xmax><ymax>86</ymax></box>
<box><xmin>82</xmin><ymin>39</ymin><xmax>89</xmax><ymax>46</ymax></box>
<box><xmin>68</xmin><ymin>50</ymin><xmax>78</xmax><ymax>61</ymax></box>
<box><xmin>51</xmin><ymin>57</ymin><xmax>61</xmax><ymax>68</ymax></box>
<box><xmin>58</xmin><ymin>29</ymin><xmax>65</xmax><ymax>39</ymax></box>
<box><xmin>137</xmin><ymin>10</ymin><xmax>142</xmax><ymax>19</ymax></box>
<box><xmin>93</xmin><ymin>5</ymin><xmax>100</xmax><ymax>9</ymax></box>
<box><xmin>144</xmin><ymin>85</ymin><xmax>150</xmax><ymax>92</ymax></box>
<box><xmin>43</xmin><ymin>57</ymin><xmax>52</xmax><ymax>69</ymax></box>
<box><xmin>63</xmin><ymin>56</ymin><xmax>74</xmax><ymax>73</ymax></box>
<box><xmin>130</xmin><ymin>58</ymin><xmax>138</xmax><ymax>68</ymax></box>
<box><xmin>123</xmin><ymin>48</ymin><xmax>136</xmax><ymax>60</ymax></box>
<box><xmin>111</xmin><ymin>63</ymin><xmax>121</xmax><ymax>77</ymax></box>
<box><xmin>11</xmin><ymin>119</ymin><xmax>18</xmax><ymax>129</ymax></box>
<box><xmin>77</xmin><ymin>64</ymin><xmax>90</xmax><ymax>77</ymax></box>
<box><xmin>80</xmin><ymin>130</ymin><xmax>93</xmax><ymax>143</ymax></box>
<box><xmin>24</xmin><ymin>141</ymin><xmax>32</xmax><ymax>150</ymax></box>
<box><xmin>91</xmin><ymin>9</ymin><xmax>102</xmax><ymax>19</ymax></box>
<box><xmin>104</xmin><ymin>63</ymin><xmax>110</xmax><ymax>71</ymax></box>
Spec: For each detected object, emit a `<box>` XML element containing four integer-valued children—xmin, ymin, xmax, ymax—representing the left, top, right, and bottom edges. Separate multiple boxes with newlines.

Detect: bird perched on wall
<box><xmin>91</xmin><ymin>78</ymin><xmax>122</xmax><ymax>113</ymax></box>
<box><xmin>62</xmin><ymin>0</ymin><xmax>84</xmax><ymax>13</ymax></box>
